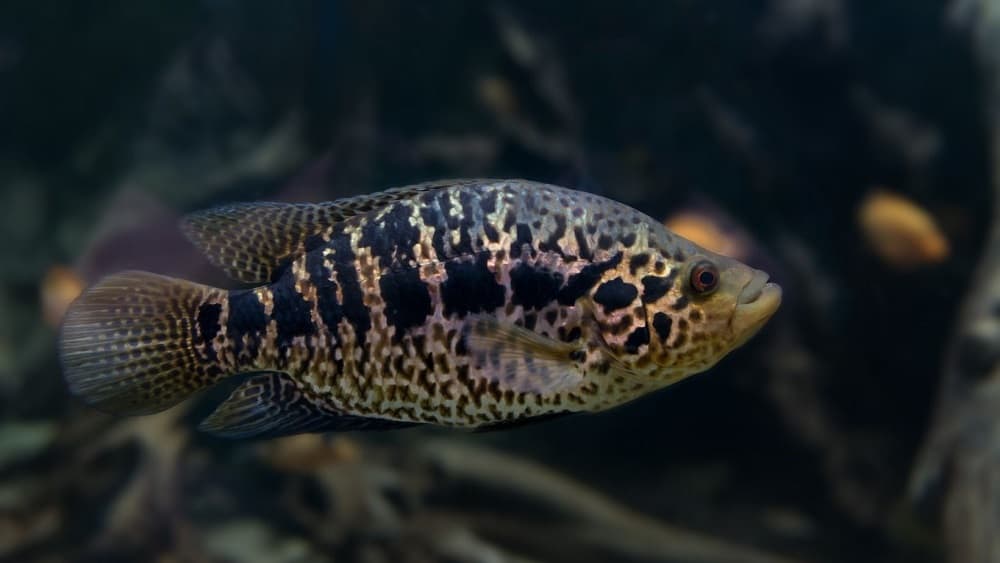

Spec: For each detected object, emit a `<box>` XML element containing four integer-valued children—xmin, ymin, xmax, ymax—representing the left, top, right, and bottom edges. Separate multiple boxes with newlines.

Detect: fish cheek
<box><xmin>637</xmin><ymin>273</ymin><xmax>678</xmax><ymax>362</ymax></box>
<box><xmin>697</xmin><ymin>291</ymin><xmax>741</xmax><ymax>343</ymax></box>
<box><xmin>644</xmin><ymin>309</ymin><xmax>677</xmax><ymax>365</ymax></box>
<box><xmin>643</xmin><ymin>305</ymin><xmax>708</xmax><ymax>367</ymax></box>
<box><xmin>651</xmin><ymin>311</ymin><xmax>673</xmax><ymax>344</ymax></box>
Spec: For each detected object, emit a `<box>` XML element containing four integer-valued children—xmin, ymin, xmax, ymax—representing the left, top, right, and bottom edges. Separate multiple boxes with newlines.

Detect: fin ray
<box><xmin>199</xmin><ymin>372</ymin><xmax>418</xmax><ymax>439</ymax></box>
<box><xmin>59</xmin><ymin>271</ymin><xmax>227</xmax><ymax>415</ymax></box>
<box><xmin>464</xmin><ymin>314</ymin><xmax>586</xmax><ymax>394</ymax></box>
<box><xmin>182</xmin><ymin>178</ymin><xmax>493</xmax><ymax>283</ymax></box>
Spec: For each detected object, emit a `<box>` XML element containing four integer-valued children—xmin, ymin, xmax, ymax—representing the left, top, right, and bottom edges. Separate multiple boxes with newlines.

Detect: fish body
<box><xmin>60</xmin><ymin>179</ymin><xmax>781</xmax><ymax>437</ymax></box>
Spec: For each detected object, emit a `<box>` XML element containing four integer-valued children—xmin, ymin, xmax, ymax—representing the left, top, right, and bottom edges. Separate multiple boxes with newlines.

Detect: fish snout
<box><xmin>730</xmin><ymin>269</ymin><xmax>782</xmax><ymax>345</ymax></box>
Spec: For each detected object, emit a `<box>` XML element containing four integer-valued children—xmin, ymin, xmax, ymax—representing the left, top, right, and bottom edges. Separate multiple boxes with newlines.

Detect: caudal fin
<box><xmin>59</xmin><ymin>271</ymin><xmax>229</xmax><ymax>415</ymax></box>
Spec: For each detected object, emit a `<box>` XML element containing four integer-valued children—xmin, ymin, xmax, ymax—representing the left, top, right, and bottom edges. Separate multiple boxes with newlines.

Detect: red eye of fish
<box><xmin>690</xmin><ymin>261</ymin><xmax>719</xmax><ymax>294</ymax></box>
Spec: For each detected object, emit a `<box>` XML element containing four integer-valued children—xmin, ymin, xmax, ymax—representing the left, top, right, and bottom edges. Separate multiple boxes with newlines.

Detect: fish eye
<box><xmin>689</xmin><ymin>260</ymin><xmax>719</xmax><ymax>294</ymax></box>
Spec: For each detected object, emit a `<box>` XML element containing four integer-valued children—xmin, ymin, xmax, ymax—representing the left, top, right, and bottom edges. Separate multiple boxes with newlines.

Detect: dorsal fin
<box><xmin>181</xmin><ymin>178</ymin><xmax>493</xmax><ymax>284</ymax></box>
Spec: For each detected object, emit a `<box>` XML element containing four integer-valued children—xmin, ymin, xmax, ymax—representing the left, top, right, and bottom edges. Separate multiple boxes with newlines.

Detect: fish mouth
<box><xmin>737</xmin><ymin>270</ymin><xmax>771</xmax><ymax>305</ymax></box>
<box><xmin>731</xmin><ymin>270</ymin><xmax>782</xmax><ymax>346</ymax></box>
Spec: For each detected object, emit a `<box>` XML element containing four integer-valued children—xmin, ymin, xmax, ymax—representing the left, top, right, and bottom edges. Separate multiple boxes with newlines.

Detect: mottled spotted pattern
<box><xmin>187</xmin><ymin>181</ymin><xmax>745</xmax><ymax>427</ymax></box>
<box><xmin>61</xmin><ymin>179</ymin><xmax>781</xmax><ymax>434</ymax></box>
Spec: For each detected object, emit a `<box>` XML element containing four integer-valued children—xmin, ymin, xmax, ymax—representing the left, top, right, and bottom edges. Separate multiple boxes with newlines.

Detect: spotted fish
<box><xmin>59</xmin><ymin>179</ymin><xmax>781</xmax><ymax>438</ymax></box>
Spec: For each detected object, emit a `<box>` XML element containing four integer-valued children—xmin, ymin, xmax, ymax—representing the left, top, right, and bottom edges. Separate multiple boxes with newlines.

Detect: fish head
<box><xmin>597</xmin><ymin>236</ymin><xmax>782</xmax><ymax>385</ymax></box>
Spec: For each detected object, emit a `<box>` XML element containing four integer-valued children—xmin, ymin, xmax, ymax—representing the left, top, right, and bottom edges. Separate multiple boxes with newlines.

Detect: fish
<box><xmin>58</xmin><ymin>179</ymin><xmax>782</xmax><ymax>438</ymax></box>
<box><xmin>40</xmin><ymin>265</ymin><xmax>85</xmax><ymax>328</ymax></box>
<box><xmin>857</xmin><ymin>189</ymin><xmax>949</xmax><ymax>269</ymax></box>
<box><xmin>664</xmin><ymin>200</ymin><xmax>754</xmax><ymax>262</ymax></box>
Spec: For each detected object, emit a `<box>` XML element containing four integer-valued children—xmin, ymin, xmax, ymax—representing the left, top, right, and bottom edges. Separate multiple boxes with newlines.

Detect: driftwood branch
<box><xmin>911</xmin><ymin>2</ymin><xmax>1000</xmax><ymax>561</ymax></box>
<box><xmin>417</xmin><ymin>440</ymin><xmax>801</xmax><ymax>563</ymax></box>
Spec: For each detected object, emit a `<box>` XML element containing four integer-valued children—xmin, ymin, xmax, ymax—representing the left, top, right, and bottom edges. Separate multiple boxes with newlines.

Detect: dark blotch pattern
<box><xmin>227</xmin><ymin>290</ymin><xmax>269</xmax><ymax>358</ymax></box>
<box><xmin>420</xmin><ymin>201</ymin><xmax>449</xmax><ymax>259</ymax></box>
<box><xmin>652</xmin><ymin>312</ymin><xmax>672</xmax><ymax>342</ymax></box>
<box><xmin>538</xmin><ymin>214</ymin><xmax>567</xmax><ymax>256</ymax></box>
<box><xmin>306</xmin><ymin>249</ymin><xmax>343</xmax><ymax>337</ymax></box>
<box><xmin>523</xmin><ymin>313</ymin><xmax>537</xmax><ymax>331</ymax></box>
<box><xmin>360</xmin><ymin>202</ymin><xmax>421</xmax><ymax>264</ymax></box>
<box><xmin>511</xmin><ymin>223</ymin><xmax>533</xmax><ymax>258</ymax></box>
<box><xmin>197</xmin><ymin>303</ymin><xmax>222</xmax><ymax>342</ymax></box>
<box><xmin>641</xmin><ymin>273</ymin><xmax>675</xmax><ymax>303</ymax></box>
<box><xmin>441</xmin><ymin>252</ymin><xmax>506</xmax><ymax>317</ymax></box>
<box><xmin>574</xmin><ymin>227</ymin><xmax>593</xmax><ymax>260</ymax></box>
<box><xmin>593</xmin><ymin>277</ymin><xmax>638</xmax><ymax>312</ymax></box>
<box><xmin>303</xmin><ymin>233</ymin><xmax>327</xmax><ymax>252</ymax></box>
<box><xmin>557</xmin><ymin>253</ymin><xmax>623</xmax><ymax>305</ymax></box>
<box><xmin>380</xmin><ymin>266</ymin><xmax>433</xmax><ymax>340</ymax></box>
<box><xmin>624</xmin><ymin>326</ymin><xmax>650</xmax><ymax>354</ymax></box>
<box><xmin>629</xmin><ymin>253</ymin><xmax>650</xmax><ymax>275</ymax></box>
<box><xmin>510</xmin><ymin>263</ymin><xmax>565</xmax><ymax>310</ymax></box>
<box><xmin>271</xmin><ymin>272</ymin><xmax>318</xmax><ymax>346</ymax></box>
<box><xmin>566</xmin><ymin>326</ymin><xmax>582</xmax><ymax>342</ymax></box>
<box><xmin>454</xmin><ymin>189</ymin><xmax>479</xmax><ymax>256</ymax></box>
<box><xmin>479</xmin><ymin>191</ymin><xmax>497</xmax><ymax>214</ymax></box>
<box><xmin>672</xmin><ymin>295</ymin><xmax>690</xmax><ymax>310</ymax></box>
<box><xmin>330</xmin><ymin>231</ymin><xmax>372</xmax><ymax>347</ymax></box>
<box><xmin>544</xmin><ymin>310</ymin><xmax>558</xmax><ymax>325</ymax></box>
<box><xmin>483</xmin><ymin>222</ymin><xmax>500</xmax><ymax>243</ymax></box>
<box><xmin>196</xmin><ymin>303</ymin><xmax>222</xmax><ymax>361</ymax></box>
<box><xmin>503</xmin><ymin>210</ymin><xmax>517</xmax><ymax>233</ymax></box>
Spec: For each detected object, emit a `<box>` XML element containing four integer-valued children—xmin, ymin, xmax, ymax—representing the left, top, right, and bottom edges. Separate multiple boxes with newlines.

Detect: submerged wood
<box><xmin>912</xmin><ymin>1</ymin><xmax>1000</xmax><ymax>561</ymax></box>
<box><xmin>419</xmin><ymin>440</ymin><xmax>801</xmax><ymax>563</ymax></box>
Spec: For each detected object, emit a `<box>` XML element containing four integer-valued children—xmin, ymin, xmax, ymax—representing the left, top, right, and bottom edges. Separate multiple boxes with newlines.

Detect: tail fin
<box><xmin>59</xmin><ymin>271</ymin><xmax>229</xmax><ymax>415</ymax></box>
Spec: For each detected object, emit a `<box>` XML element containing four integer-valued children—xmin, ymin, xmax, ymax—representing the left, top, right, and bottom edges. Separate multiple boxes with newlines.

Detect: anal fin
<box><xmin>199</xmin><ymin>372</ymin><xmax>417</xmax><ymax>439</ymax></box>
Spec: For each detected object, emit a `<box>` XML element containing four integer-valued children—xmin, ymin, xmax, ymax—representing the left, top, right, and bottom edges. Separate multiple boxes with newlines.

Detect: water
<box><xmin>0</xmin><ymin>2</ymin><xmax>993</xmax><ymax>562</ymax></box>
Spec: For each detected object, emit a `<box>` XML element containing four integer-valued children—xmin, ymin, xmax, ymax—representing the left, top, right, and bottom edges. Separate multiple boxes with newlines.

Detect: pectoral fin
<box><xmin>463</xmin><ymin>314</ymin><xmax>587</xmax><ymax>395</ymax></box>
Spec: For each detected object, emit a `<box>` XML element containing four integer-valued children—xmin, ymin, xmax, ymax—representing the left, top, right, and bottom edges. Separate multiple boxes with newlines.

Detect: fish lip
<box><xmin>729</xmin><ymin>269</ymin><xmax>782</xmax><ymax>345</ymax></box>
<box><xmin>737</xmin><ymin>270</ymin><xmax>770</xmax><ymax>304</ymax></box>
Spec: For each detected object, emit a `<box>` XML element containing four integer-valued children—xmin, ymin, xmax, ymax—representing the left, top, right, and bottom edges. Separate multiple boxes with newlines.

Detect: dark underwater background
<box><xmin>1</xmin><ymin>2</ymin><xmax>998</xmax><ymax>562</ymax></box>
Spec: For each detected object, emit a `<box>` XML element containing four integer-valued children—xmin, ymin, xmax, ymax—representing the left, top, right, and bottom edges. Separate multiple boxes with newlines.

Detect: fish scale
<box><xmin>59</xmin><ymin>179</ymin><xmax>781</xmax><ymax>438</ymax></box>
